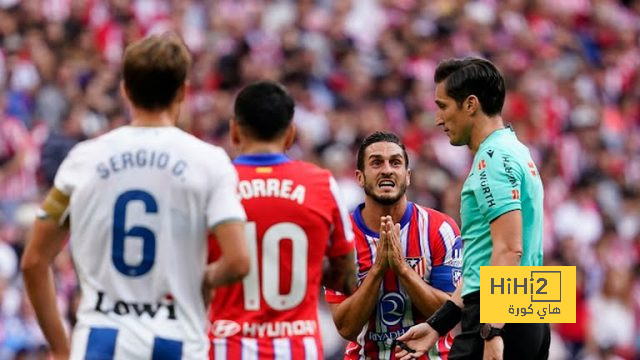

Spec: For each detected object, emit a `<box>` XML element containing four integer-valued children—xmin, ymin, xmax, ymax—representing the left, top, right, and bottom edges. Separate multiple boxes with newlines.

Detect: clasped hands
<box><xmin>373</xmin><ymin>215</ymin><xmax>408</xmax><ymax>274</ymax></box>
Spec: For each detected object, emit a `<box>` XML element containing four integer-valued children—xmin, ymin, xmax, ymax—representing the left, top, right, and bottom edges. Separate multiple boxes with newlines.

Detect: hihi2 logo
<box><xmin>489</xmin><ymin>271</ymin><xmax>561</xmax><ymax>302</ymax></box>
<box><xmin>480</xmin><ymin>266</ymin><xmax>575</xmax><ymax>323</ymax></box>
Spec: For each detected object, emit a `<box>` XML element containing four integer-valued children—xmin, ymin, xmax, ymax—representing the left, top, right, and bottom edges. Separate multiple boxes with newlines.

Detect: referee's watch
<box><xmin>480</xmin><ymin>324</ymin><xmax>505</xmax><ymax>340</ymax></box>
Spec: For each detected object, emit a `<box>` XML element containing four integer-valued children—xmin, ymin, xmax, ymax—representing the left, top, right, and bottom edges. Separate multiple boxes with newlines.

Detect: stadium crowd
<box><xmin>0</xmin><ymin>0</ymin><xmax>639</xmax><ymax>359</ymax></box>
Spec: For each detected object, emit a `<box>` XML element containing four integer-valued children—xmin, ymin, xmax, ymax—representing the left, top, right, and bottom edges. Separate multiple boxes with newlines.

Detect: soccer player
<box><xmin>207</xmin><ymin>81</ymin><xmax>357</xmax><ymax>359</ymax></box>
<box><xmin>20</xmin><ymin>33</ymin><xmax>249</xmax><ymax>359</ymax></box>
<box><xmin>396</xmin><ymin>58</ymin><xmax>549</xmax><ymax>360</ymax></box>
<box><xmin>325</xmin><ymin>131</ymin><xmax>463</xmax><ymax>359</ymax></box>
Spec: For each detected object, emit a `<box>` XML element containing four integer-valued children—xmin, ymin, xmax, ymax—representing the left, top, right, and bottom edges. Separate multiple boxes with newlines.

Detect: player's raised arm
<box><xmin>20</xmin><ymin>188</ymin><xmax>71</xmax><ymax>359</ymax></box>
<box><xmin>327</xmin><ymin>218</ymin><xmax>389</xmax><ymax>341</ymax></box>
<box><xmin>384</xmin><ymin>215</ymin><xmax>451</xmax><ymax>316</ymax></box>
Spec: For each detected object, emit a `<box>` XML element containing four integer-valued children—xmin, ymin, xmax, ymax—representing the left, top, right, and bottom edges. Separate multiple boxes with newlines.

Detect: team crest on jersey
<box><xmin>452</xmin><ymin>269</ymin><xmax>462</xmax><ymax>287</ymax></box>
<box><xmin>405</xmin><ymin>257</ymin><xmax>427</xmax><ymax>277</ymax></box>
<box><xmin>445</xmin><ymin>236</ymin><xmax>463</xmax><ymax>268</ymax></box>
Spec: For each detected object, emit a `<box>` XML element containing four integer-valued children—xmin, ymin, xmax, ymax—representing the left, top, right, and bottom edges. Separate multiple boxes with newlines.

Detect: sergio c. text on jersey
<box><xmin>95</xmin><ymin>149</ymin><xmax>188</xmax><ymax>180</ymax></box>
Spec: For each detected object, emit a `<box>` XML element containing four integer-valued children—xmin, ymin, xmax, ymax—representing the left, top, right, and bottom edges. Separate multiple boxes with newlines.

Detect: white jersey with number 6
<box><xmin>54</xmin><ymin>126</ymin><xmax>246</xmax><ymax>359</ymax></box>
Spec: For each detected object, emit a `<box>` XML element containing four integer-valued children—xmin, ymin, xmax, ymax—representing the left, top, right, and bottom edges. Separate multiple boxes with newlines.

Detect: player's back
<box><xmin>59</xmin><ymin>126</ymin><xmax>241</xmax><ymax>359</ymax></box>
<box><xmin>208</xmin><ymin>153</ymin><xmax>353</xmax><ymax>359</ymax></box>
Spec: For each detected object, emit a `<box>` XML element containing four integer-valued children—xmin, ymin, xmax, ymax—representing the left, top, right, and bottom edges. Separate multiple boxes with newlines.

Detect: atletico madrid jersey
<box><xmin>325</xmin><ymin>202</ymin><xmax>462</xmax><ymax>360</ymax></box>
<box><xmin>208</xmin><ymin>153</ymin><xmax>354</xmax><ymax>360</ymax></box>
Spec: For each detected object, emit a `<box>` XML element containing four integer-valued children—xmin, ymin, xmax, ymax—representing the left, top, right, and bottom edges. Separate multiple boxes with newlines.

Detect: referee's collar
<box><xmin>352</xmin><ymin>202</ymin><xmax>414</xmax><ymax>238</ymax></box>
<box><xmin>234</xmin><ymin>153</ymin><xmax>290</xmax><ymax>166</ymax></box>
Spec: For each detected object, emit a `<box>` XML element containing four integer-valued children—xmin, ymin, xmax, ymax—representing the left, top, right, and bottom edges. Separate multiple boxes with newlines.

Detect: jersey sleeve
<box><xmin>326</xmin><ymin>176</ymin><xmax>355</xmax><ymax>258</ymax></box>
<box><xmin>53</xmin><ymin>143</ymin><xmax>85</xmax><ymax>196</ymax></box>
<box><xmin>472</xmin><ymin>149</ymin><xmax>524</xmax><ymax>223</ymax></box>
<box><xmin>324</xmin><ymin>287</ymin><xmax>348</xmax><ymax>304</ymax></box>
<box><xmin>428</xmin><ymin>214</ymin><xmax>463</xmax><ymax>293</ymax></box>
<box><xmin>206</xmin><ymin>148</ymin><xmax>246</xmax><ymax>228</ymax></box>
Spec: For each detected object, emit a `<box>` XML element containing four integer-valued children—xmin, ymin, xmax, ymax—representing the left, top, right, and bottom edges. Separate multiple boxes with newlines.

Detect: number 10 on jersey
<box><xmin>242</xmin><ymin>222</ymin><xmax>308</xmax><ymax>311</ymax></box>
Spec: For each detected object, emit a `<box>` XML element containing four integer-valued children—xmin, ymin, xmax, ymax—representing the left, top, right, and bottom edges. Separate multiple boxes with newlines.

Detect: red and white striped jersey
<box><xmin>325</xmin><ymin>203</ymin><xmax>462</xmax><ymax>360</ymax></box>
<box><xmin>208</xmin><ymin>153</ymin><xmax>354</xmax><ymax>360</ymax></box>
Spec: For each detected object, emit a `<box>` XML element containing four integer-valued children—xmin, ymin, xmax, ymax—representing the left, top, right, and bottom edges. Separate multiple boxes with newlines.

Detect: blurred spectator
<box><xmin>1</xmin><ymin>294</ymin><xmax>46</xmax><ymax>358</ymax></box>
<box><xmin>556</xmin><ymin>269</ymin><xmax>589</xmax><ymax>358</ymax></box>
<box><xmin>38</xmin><ymin>103</ymin><xmax>86</xmax><ymax>187</ymax></box>
<box><xmin>553</xmin><ymin>174</ymin><xmax>604</xmax><ymax>251</ymax></box>
<box><xmin>586</xmin><ymin>267</ymin><xmax>636</xmax><ymax>359</ymax></box>
<box><xmin>0</xmin><ymin>99</ymin><xmax>38</xmax><ymax>226</ymax></box>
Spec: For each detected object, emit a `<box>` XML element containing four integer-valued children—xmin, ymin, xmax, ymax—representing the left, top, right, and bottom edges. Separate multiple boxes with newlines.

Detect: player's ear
<box><xmin>465</xmin><ymin>95</ymin><xmax>479</xmax><ymax>114</ymax></box>
<box><xmin>283</xmin><ymin>123</ymin><xmax>296</xmax><ymax>150</ymax></box>
<box><xmin>120</xmin><ymin>81</ymin><xmax>132</xmax><ymax>106</ymax></box>
<box><xmin>175</xmin><ymin>81</ymin><xmax>188</xmax><ymax>102</ymax></box>
<box><xmin>229</xmin><ymin>118</ymin><xmax>241</xmax><ymax>146</ymax></box>
<box><xmin>406</xmin><ymin>168</ymin><xmax>411</xmax><ymax>186</ymax></box>
<box><xmin>355</xmin><ymin>169</ymin><xmax>365</xmax><ymax>187</ymax></box>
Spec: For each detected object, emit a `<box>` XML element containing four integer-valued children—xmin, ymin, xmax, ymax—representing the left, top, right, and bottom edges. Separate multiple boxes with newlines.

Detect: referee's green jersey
<box><xmin>460</xmin><ymin>127</ymin><xmax>544</xmax><ymax>296</ymax></box>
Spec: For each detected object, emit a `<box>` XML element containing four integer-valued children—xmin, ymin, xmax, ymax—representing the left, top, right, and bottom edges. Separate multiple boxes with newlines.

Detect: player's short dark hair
<box><xmin>234</xmin><ymin>81</ymin><xmax>295</xmax><ymax>141</ymax></box>
<box><xmin>122</xmin><ymin>32</ymin><xmax>191</xmax><ymax>111</ymax></box>
<box><xmin>357</xmin><ymin>131</ymin><xmax>409</xmax><ymax>171</ymax></box>
<box><xmin>434</xmin><ymin>57</ymin><xmax>505</xmax><ymax>116</ymax></box>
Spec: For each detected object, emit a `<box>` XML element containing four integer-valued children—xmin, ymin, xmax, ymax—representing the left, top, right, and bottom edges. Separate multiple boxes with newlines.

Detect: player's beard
<box><xmin>363</xmin><ymin>176</ymin><xmax>408</xmax><ymax>206</ymax></box>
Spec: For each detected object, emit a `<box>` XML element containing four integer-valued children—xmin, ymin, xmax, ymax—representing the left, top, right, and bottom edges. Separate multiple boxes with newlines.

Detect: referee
<box><xmin>396</xmin><ymin>57</ymin><xmax>550</xmax><ymax>360</ymax></box>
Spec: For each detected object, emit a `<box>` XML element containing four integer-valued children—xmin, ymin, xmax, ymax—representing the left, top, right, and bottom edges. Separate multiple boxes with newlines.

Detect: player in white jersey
<box><xmin>21</xmin><ymin>33</ymin><xmax>250</xmax><ymax>360</ymax></box>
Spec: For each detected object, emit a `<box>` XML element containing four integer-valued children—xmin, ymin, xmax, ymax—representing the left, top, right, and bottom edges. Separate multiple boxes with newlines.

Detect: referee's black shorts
<box><xmin>449</xmin><ymin>291</ymin><xmax>550</xmax><ymax>360</ymax></box>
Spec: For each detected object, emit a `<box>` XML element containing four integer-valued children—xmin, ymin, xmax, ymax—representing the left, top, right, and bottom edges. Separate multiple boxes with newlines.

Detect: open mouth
<box><xmin>378</xmin><ymin>179</ymin><xmax>396</xmax><ymax>189</ymax></box>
